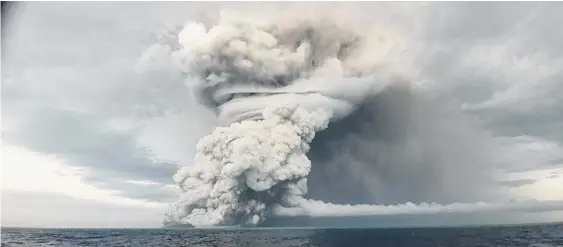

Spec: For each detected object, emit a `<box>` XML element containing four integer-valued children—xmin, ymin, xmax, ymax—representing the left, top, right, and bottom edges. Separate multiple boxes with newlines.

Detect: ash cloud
<box><xmin>157</xmin><ymin>7</ymin><xmax>563</xmax><ymax>227</ymax></box>
<box><xmin>3</xmin><ymin>2</ymin><xmax>563</xmax><ymax>228</ymax></box>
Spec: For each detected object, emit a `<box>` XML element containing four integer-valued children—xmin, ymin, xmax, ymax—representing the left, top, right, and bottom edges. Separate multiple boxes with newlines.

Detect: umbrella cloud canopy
<box><xmin>172</xmin><ymin>10</ymin><xmax>408</xmax><ymax>125</ymax></box>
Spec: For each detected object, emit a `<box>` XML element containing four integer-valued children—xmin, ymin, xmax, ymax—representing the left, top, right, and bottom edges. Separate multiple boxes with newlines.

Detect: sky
<box><xmin>2</xmin><ymin>2</ymin><xmax>563</xmax><ymax>228</ymax></box>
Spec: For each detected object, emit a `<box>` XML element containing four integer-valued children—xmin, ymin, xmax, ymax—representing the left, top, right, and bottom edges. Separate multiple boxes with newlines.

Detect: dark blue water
<box><xmin>2</xmin><ymin>224</ymin><xmax>562</xmax><ymax>247</ymax></box>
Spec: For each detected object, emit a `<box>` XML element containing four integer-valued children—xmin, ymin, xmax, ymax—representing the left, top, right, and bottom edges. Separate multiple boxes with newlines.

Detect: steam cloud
<box><xmin>159</xmin><ymin>9</ymin><xmax>563</xmax><ymax>227</ymax></box>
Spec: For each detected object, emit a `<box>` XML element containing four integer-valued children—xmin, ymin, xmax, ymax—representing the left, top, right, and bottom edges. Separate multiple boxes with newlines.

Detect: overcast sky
<box><xmin>2</xmin><ymin>2</ymin><xmax>563</xmax><ymax>228</ymax></box>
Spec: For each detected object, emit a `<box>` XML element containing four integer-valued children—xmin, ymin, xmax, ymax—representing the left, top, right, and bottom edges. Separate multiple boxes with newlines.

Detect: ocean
<box><xmin>1</xmin><ymin>223</ymin><xmax>562</xmax><ymax>247</ymax></box>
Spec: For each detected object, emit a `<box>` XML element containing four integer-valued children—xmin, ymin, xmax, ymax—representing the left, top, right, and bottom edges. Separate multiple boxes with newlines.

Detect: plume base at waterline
<box><xmin>273</xmin><ymin>199</ymin><xmax>563</xmax><ymax>217</ymax></box>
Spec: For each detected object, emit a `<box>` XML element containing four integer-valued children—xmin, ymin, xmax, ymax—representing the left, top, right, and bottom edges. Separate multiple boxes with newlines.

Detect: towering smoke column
<box><xmin>162</xmin><ymin>10</ymin><xmax>406</xmax><ymax>226</ymax></box>
<box><xmin>162</xmin><ymin>9</ymin><xmax>563</xmax><ymax>227</ymax></box>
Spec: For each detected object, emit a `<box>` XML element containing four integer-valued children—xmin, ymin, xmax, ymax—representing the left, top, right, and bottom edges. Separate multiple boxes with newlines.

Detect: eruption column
<box><xmin>161</xmin><ymin>9</ymin><xmax>563</xmax><ymax>227</ymax></box>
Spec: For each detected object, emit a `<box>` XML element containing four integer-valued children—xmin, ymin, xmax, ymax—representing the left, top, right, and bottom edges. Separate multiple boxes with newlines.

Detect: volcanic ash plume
<box><xmin>159</xmin><ymin>10</ymin><xmax>563</xmax><ymax>227</ymax></box>
<box><xmin>161</xmin><ymin>10</ymin><xmax>406</xmax><ymax>227</ymax></box>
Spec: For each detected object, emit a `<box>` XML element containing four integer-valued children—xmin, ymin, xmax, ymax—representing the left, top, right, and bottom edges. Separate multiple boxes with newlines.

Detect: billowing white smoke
<box><xmin>168</xmin><ymin>104</ymin><xmax>332</xmax><ymax>226</ymax></box>
<box><xmin>161</xmin><ymin>9</ymin><xmax>563</xmax><ymax>227</ymax></box>
<box><xmin>162</xmin><ymin>10</ymin><xmax>405</xmax><ymax>226</ymax></box>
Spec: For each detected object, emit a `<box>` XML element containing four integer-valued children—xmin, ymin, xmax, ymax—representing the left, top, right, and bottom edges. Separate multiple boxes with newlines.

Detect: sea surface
<box><xmin>2</xmin><ymin>223</ymin><xmax>563</xmax><ymax>247</ymax></box>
